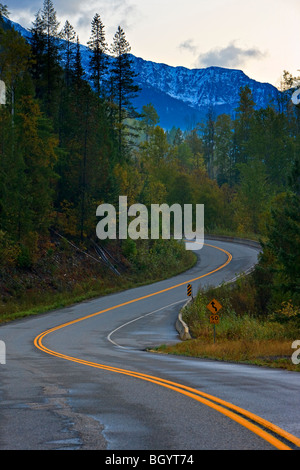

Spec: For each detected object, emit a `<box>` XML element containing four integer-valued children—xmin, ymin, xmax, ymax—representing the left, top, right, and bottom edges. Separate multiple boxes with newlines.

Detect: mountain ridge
<box><xmin>4</xmin><ymin>17</ymin><xmax>281</xmax><ymax>129</ymax></box>
<box><xmin>129</xmin><ymin>54</ymin><xmax>280</xmax><ymax>128</ymax></box>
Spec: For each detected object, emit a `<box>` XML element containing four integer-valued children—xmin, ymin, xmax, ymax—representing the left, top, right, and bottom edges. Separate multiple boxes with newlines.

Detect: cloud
<box><xmin>195</xmin><ymin>41</ymin><xmax>266</xmax><ymax>69</ymax></box>
<box><xmin>7</xmin><ymin>0</ymin><xmax>140</xmax><ymax>43</ymax></box>
<box><xmin>7</xmin><ymin>0</ymin><xmax>130</xmax><ymax>16</ymax></box>
<box><xmin>179</xmin><ymin>39</ymin><xmax>198</xmax><ymax>55</ymax></box>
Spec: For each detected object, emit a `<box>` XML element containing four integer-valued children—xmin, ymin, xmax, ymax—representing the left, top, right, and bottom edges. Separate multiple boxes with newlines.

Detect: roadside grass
<box><xmin>0</xmin><ymin>238</ymin><xmax>197</xmax><ymax>324</ymax></box>
<box><xmin>156</xmin><ymin>338</ymin><xmax>298</xmax><ymax>371</ymax></box>
<box><xmin>0</xmin><ymin>278</ymin><xmax>131</xmax><ymax>324</ymax></box>
<box><xmin>206</xmin><ymin>228</ymin><xmax>262</xmax><ymax>242</ymax></box>
<box><xmin>154</xmin><ymin>278</ymin><xmax>300</xmax><ymax>372</ymax></box>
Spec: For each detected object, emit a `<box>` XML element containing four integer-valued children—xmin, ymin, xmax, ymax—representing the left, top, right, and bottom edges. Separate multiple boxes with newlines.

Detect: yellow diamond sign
<box><xmin>207</xmin><ymin>299</ymin><xmax>222</xmax><ymax>314</ymax></box>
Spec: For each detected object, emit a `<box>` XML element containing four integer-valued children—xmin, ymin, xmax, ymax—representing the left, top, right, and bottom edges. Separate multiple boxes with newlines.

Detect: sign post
<box><xmin>206</xmin><ymin>299</ymin><xmax>222</xmax><ymax>343</ymax></box>
<box><xmin>187</xmin><ymin>283</ymin><xmax>193</xmax><ymax>299</ymax></box>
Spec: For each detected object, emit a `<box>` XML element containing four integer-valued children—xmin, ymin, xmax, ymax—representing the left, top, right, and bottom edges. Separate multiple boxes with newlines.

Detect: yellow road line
<box><xmin>34</xmin><ymin>243</ymin><xmax>299</xmax><ymax>450</ymax></box>
<box><xmin>34</xmin><ymin>243</ymin><xmax>232</xmax><ymax>336</ymax></box>
<box><xmin>34</xmin><ymin>333</ymin><xmax>298</xmax><ymax>450</ymax></box>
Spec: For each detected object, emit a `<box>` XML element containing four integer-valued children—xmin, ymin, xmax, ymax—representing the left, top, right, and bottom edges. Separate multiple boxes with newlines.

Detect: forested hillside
<box><xmin>0</xmin><ymin>1</ymin><xmax>299</xmax><ymax>320</ymax></box>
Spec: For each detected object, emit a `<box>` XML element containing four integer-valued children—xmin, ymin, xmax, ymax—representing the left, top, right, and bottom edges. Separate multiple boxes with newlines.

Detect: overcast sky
<box><xmin>5</xmin><ymin>0</ymin><xmax>300</xmax><ymax>87</ymax></box>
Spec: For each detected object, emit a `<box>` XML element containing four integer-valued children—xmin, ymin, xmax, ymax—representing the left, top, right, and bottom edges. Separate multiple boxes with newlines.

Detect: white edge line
<box><xmin>107</xmin><ymin>299</ymin><xmax>187</xmax><ymax>349</ymax></box>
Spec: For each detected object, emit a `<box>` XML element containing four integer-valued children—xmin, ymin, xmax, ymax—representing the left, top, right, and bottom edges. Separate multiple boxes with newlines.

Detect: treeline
<box><xmin>0</xmin><ymin>1</ymin><xmax>299</xmax><ymax>310</ymax></box>
<box><xmin>0</xmin><ymin>0</ymin><xmax>140</xmax><ymax>263</ymax></box>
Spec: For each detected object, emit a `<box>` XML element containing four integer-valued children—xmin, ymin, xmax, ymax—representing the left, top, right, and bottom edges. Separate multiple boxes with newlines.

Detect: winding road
<box><xmin>0</xmin><ymin>238</ymin><xmax>299</xmax><ymax>451</ymax></box>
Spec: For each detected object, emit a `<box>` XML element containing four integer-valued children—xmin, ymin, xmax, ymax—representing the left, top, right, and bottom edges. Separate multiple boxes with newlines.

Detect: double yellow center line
<box><xmin>34</xmin><ymin>243</ymin><xmax>300</xmax><ymax>450</ymax></box>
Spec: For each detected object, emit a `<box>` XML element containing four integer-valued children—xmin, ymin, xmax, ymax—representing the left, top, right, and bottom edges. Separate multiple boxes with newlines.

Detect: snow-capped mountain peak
<box><xmin>3</xmin><ymin>17</ymin><xmax>280</xmax><ymax>129</ymax></box>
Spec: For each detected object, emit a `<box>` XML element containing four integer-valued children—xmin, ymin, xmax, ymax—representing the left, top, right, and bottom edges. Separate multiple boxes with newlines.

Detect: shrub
<box><xmin>0</xmin><ymin>230</ymin><xmax>20</xmax><ymax>267</ymax></box>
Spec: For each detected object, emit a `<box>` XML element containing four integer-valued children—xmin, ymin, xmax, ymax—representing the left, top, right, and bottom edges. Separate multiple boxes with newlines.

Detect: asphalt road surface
<box><xmin>0</xmin><ymin>238</ymin><xmax>299</xmax><ymax>451</ymax></box>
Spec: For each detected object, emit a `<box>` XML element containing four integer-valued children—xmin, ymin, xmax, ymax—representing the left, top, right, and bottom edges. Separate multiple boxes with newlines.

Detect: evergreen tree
<box><xmin>55</xmin><ymin>71</ymin><xmax>118</xmax><ymax>241</ymax></box>
<box><xmin>202</xmin><ymin>106</ymin><xmax>215</xmax><ymax>178</ymax></box>
<box><xmin>110</xmin><ymin>26</ymin><xmax>140</xmax><ymax>158</ymax></box>
<box><xmin>0</xmin><ymin>23</ymin><xmax>58</xmax><ymax>256</ymax></box>
<box><xmin>248</xmin><ymin>106</ymin><xmax>294</xmax><ymax>189</ymax></box>
<box><xmin>185</xmin><ymin>126</ymin><xmax>203</xmax><ymax>170</ymax></box>
<box><xmin>262</xmin><ymin>160</ymin><xmax>300</xmax><ymax>305</ymax></box>
<box><xmin>59</xmin><ymin>20</ymin><xmax>76</xmax><ymax>87</ymax></box>
<box><xmin>0</xmin><ymin>3</ymin><xmax>9</xmax><ymax>21</ymax></box>
<box><xmin>233</xmin><ymin>85</ymin><xmax>255</xmax><ymax>168</ymax></box>
<box><xmin>214</xmin><ymin>114</ymin><xmax>234</xmax><ymax>186</ymax></box>
<box><xmin>15</xmin><ymin>94</ymin><xmax>58</xmax><ymax>237</ymax></box>
<box><xmin>57</xmin><ymin>21</ymin><xmax>77</xmax><ymax>144</ymax></box>
<box><xmin>75</xmin><ymin>36</ymin><xmax>84</xmax><ymax>77</ymax></box>
<box><xmin>87</xmin><ymin>13</ymin><xmax>107</xmax><ymax>98</ymax></box>
<box><xmin>235</xmin><ymin>160</ymin><xmax>270</xmax><ymax>233</ymax></box>
<box><xmin>277</xmin><ymin>70</ymin><xmax>295</xmax><ymax>115</ymax></box>
<box><xmin>30</xmin><ymin>0</ymin><xmax>62</xmax><ymax>119</ymax></box>
<box><xmin>173</xmin><ymin>128</ymin><xmax>184</xmax><ymax>147</ymax></box>
<box><xmin>29</xmin><ymin>12</ymin><xmax>46</xmax><ymax>89</ymax></box>
<box><xmin>175</xmin><ymin>141</ymin><xmax>194</xmax><ymax>171</ymax></box>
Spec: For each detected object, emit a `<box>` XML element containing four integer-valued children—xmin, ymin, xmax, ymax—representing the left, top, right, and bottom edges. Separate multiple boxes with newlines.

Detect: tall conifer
<box><xmin>110</xmin><ymin>26</ymin><xmax>140</xmax><ymax>158</ymax></box>
<box><xmin>30</xmin><ymin>0</ymin><xmax>61</xmax><ymax>119</ymax></box>
<box><xmin>60</xmin><ymin>20</ymin><xmax>76</xmax><ymax>87</ymax></box>
<box><xmin>234</xmin><ymin>85</ymin><xmax>255</xmax><ymax>167</ymax></box>
<box><xmin>0</xmin><ymin>3</ymin><xmax>9</xmax><ymax>21</ymax></box>
<box><xmin>87</xmin><ymin>13</ymin><xmax>107</xmax><ymax>99</ymax></box>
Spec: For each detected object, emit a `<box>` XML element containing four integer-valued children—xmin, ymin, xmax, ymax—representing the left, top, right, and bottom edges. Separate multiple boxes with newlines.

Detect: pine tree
<box><xmin>277</xmin><ymin>70</ymin><xmax>295</xmax><ymax>115</ymax></box>
<box><xmin>185</xmin><ymin>126</ymin><xmax>203</xmax><ymax>170</ymax></box>
<box><xmin>15</xmin><ymin>94</ymin><xmax>58</xmax><ymax>237</ymax></box>
<box><xmin>55</xmin><ymin>66</ymin><xmax>118</xmax><ymax>241</ymax></box>
<box><xmin>234</xmin><ymin>85</ymin><xmax>255</xmax><ymax>167</ymax></box>
<box><xmin>214</xmin><ymin>114</ymin><xmax>234</xmax><ymax>186</ymax></box>
<box><xmin>248</xmin><ymin>107</ymin><xmax>294</xmax><ymax>189</ymax></box>
<box><xmin>263</xmin><ymin>162</ymin><xmax>300</xmax><ymax>303</ymax></box>
<box><xmin>41</xmin><ymin>0</ymin><xmax>59</xmax><ymax>42</ymax></box>
<box><xmin>202</xmin><ymin>106</ymin><xmax>215</xmax><ymax>178</ymax></box>
<box><xmin>73</xmin><ymin>36</ymin><xmax>86</xmax><ymax>88</ymax></box>
<box><xmin>0</xmin><ymin>3</ymin><xmax>9</xmax><ymax>21</ymax></box>
<box><xmin>59</xmin><ymin>20</ymin><xmax>76</xmax><ymax>87</ymax></box>
<box><xmin>0</xmin><ymin>27</ymin><xmax>58</xmax><ymax>252</ymax></box>
<box><xmin>235</xmin><ymin>160</ymin><xmax>270</xmax><ymax>233</ymax></box>
<box><xmin>29</xmin><ymin>12</ymin><xmax>46</xmax><ymax>90</ymax></box>
<box><xmin>57</xmin><ymin>22</ymin><xmax>77</xmax><ymax>145</ymax></box>
<box><xmin>30</xmin><ymin>0</ymin><xmax>62</xmax><ymax>118</ymax></box>
<box><xmin>110</xmin><ymin>26</ymin><xmax>140</xmax><ymax>158</ymax></box>
<box><xmin>87</xmin><ymin>13</ymin><xmax>107</xmax><ymax>98</ymax></box>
